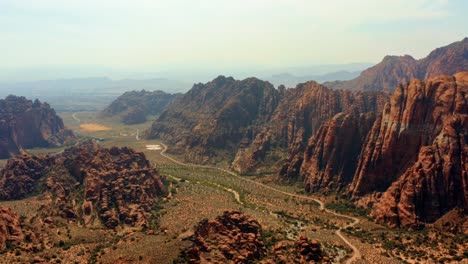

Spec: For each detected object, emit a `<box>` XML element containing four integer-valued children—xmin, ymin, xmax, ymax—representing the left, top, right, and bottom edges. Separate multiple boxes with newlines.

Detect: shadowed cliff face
<box><xmin>0</xmin><ymin>95</ymin><xmax>75</xmax><ymax>159</ymax></box>
<box><xmin>0</xmin><ymin>141</ymin><xmax>166</xmax><ymax>229</ymax></box>
<box><xmin>0</xmin><ymin>207</ymin><xmax>24</xmax><ymax>251</ymax></box>
<box><xmin>350</xmin><ymin>73</ymin><xmax>468</xmax><ymax>197</ymax></box>
<box><xmin>324</xmin><ymin>38</ymin><xmax>468</xmax><ymax>92</ymax></box>
<box><xmin>100</xmin><ymin>90</ymin><xmax>181</xmax><ymax>125</ymax></box>
<box><xmin>365</xmin><ymin>72</ymin><xmax>468</xmax><ymax>228</ymax></box>
<box><xmin>146</xmin><ymin>76</ymin><xmax>281</xmax><ymax>163</ymax></box>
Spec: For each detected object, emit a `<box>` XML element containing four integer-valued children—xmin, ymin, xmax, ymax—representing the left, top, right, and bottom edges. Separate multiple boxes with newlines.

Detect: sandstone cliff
<box><xmin>0</xmin><ymin>95</ymin><xmax>75</xmax><ymax>159</ymax></box>
<box><xmin>147</xmin><ymin>76</ymin><xmax>280</xmax><ymax>163</ymax></box>
<box><xmin>325</xmin><ymin>37</ymin><xmax>468</xmax><ymax>92</ymax></box>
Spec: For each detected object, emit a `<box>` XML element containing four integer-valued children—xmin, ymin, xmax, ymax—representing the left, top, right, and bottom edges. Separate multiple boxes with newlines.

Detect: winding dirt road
<box><xmin>72</xmin><ymin>112</ymin><xmax>81</xmax><ymax>123</ymax></box>
<box><xmin>158</xmin><ymin>143</ymin><xmax>361</xmax><ymax>263</ymax></box>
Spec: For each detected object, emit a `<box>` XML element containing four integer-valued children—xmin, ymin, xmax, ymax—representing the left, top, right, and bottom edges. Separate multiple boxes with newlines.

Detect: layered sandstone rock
<box><xmin>276</xmin><ymin>84</ymin><xmax>387</xmax><ymax>179</ymax></box>
<box><xmin>101</xmin><ymin>90</ymin><xmax>180</xmax><ymax>125</ymax></box>
<box><xmin>325</xmin><ymin>37</ymin><xmax>468</xmax><ymax>92</ymax></box>
<box><xmin>147</xmin><ymin>76</ymin><xmax>281</xmax><ymax>163</ymax></box>
<box><xmin>350</xmin><ymin>73</ymin><xmax>468</xmax><ymax>197</ymax></box>
<box><xmin>371</xmin><ymin>114</ymin><xmax>467</xmax><ymax>229</ymax></box>
<box><xmin>300</xmin><ymin>112</ymin><xmax>376</xmax><ymax>193</ymax></box>
<box><xmin>0</xmin><ymin>95</ymin><xmax>75</xmax><ymax>159</ymax></box>
<box><xmin>0</xmin><ymin>141</ymin><xmax>166</xmax><ymax>228</ymax></box>
<box><xmin>0</xmin><ymin>207</ymin><xmax>24</xmax><ymax>251</ymax></box>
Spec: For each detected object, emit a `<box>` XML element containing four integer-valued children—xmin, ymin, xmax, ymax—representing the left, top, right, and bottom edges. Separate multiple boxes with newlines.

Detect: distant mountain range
<box><xmin>324</xmin><ymin>37</ymin><xmax>468</xmax><ymax>91</ymax></box>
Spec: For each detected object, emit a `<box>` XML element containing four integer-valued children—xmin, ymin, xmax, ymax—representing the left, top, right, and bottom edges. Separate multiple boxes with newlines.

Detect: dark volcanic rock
<box><xmin>0</xmin><ymin>141</ymin><xmax>166</xmax><ymax>229</ymax></box>
<box><xmin>101</xmin><ymin>90</ymin><xmax>180</xmax><ymax>125</ymax></box>
<box><xmin>325</xmin><ymin>38</ymin><xmax>468</xmax><ymax>92</ymax></box>
<box><xmin>0</xmin><ymin>95</ymin><xmax>75</xmax><ymax>159</ymax></box>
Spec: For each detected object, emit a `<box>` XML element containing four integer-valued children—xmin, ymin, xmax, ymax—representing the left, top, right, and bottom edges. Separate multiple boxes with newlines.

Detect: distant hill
<box><xmin>267</xmin><ymin>70</ymin><xmax>361</xmax><ymax>87</ymax></box>
<box><xmin>100</xmin><ymin>90</ymin><xmax>181</xmax><ymax>125</ymax></box>
<box><xmin>324</xmin><ymin>37</ymin><xmax>468</xmax><ymax>92</ymax></box>
<box><xmin>0</xmin><ymin>77</ymin><xmax>191</xmax><ymax>111</ymax></box>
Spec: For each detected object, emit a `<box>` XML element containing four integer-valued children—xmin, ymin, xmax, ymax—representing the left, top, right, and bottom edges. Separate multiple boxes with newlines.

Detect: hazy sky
<box><xmin>1</xmin><ymin>0</ymin><xmax>467</xmax><ymax>79</ymax></box>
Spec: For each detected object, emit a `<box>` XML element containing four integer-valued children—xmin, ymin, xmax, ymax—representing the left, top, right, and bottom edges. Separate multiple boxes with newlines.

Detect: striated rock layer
<box><xmin>0</xmin><ymin>95</ymin><xmax>75</xmax><ymax>159</ymax></box>
<box><xmin>354</xmin><ymin>72</ymin><xmax>468</xmax><ymax>228</ymax></box>
<box><xmin>0</xmin><ymin>141</ymin><xmax>166</xmax><ymax>228</ymax></box>
<box><xmin>300</xmin><ymin>112</ymin><xmax>376</xmax><ymax>193</ymax></box>
<box><xmin>325</xmin><ymin>37</ymin><xmax>468</xmax><ymax>92</ymax></box>
<box><xmin>147</xmin><ymin>76</ymin><xmax>388</xmax><ymax>173</ymax></box>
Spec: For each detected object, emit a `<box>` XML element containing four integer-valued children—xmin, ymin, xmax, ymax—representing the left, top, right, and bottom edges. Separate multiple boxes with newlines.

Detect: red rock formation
<box><xmin>147</xmin><ymin>76</ymin><xmax>281</xmax><ymax>163</ymax></box>
<box><xmin>177</xmin><ymin>211</ymin><xmax>328</xmax><ymax>264</ymax></box>
<box><xmin>0</xmin><ymin>207</ymin><xmax>24</xmax><ymax>251</ymax></box>
<box><xmin>0</xmin><ymin>141</ymin><xmax>166</xmax><ymax>229</ymax></box>
<box><xmin>371</xmin><ymin>114</ymin><xmax>467</xmax><ymax>228</ymax></box>
<box><xmin>0</xmin><ymin>95</ymin><xmax>75</xmax><ymax>159</ymax></box>
<box><xmin>350</xmin><ymin>73</ymin><xmax>468</xmax><ymax>197</ymax></box>
<box><xmin>300</xmin><ymin>112</ymin><xmax>376</xmax><ymax>193</ymax></box>
<box><xmin>275</xmin><ymin>83</ymin><xmax>388</xmax><ymax>179</ymax></box>
<box><xmin>178</xmin><ymin>211</ymin><xmax>266</xmax><ymax>263</ymax></box>
<box><xmin>325</xmin><ymin>38</ymin><xmax>468</xmax><ymax>92</ymax></box>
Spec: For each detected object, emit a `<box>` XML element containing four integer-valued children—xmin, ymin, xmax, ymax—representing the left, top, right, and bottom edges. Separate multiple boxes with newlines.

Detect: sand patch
<box><xmin>146</xmin><ymin>145</ymin><xmax>162</xmax><ymax>150</ymax></box>
<box><xmin>79</xmin><ymin>123</ymin><xmax>112</xmax><ymax>132</ymax></box>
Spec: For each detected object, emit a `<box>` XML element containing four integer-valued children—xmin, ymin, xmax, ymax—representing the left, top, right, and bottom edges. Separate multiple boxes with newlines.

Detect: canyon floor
<box><xmin>0</xmin><ymin>111</ymin><xmax>466</xmax><ymax>264</ymax></box>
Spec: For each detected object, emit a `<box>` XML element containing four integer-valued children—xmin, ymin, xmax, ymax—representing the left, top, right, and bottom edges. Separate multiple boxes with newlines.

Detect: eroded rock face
<box><xmin>350</xmin><ymin>73</ymin><xmax>468</xmax><ymax>197</ymax></box>
<box><xmin>0</xmin><ymin>95</ymin><xmax>75</xmax><ymax>159</ymax></box>
<box><xmin>0</xmin><ymin>207</ymin><xmax>24</xmax><ymax>251</ymax></box>
<box><xmin>0</xmin><ymin>141</ymin><xmax>166</xmax><ymax>229</ymax></box>
<box><xmin>371</xmin><ymin>115</ymin><xmax>467</xmax><ymax>229</ymax></box>
<box><xmin>276</xmin><ymin>84</ymin><xmax>388</xmax><ymax>179</ymax></box>
<box><xmin>147</xmin><ymin>76</ymin><xmax>281</xmax><ymax>163</ymax></box>
<box><xmin>325</xmin><ymin>38</ymin><xmax>468</xmax><ymax>92</ymax></box>
<box><xmin>101</xmin><ymin>90</ymin><xmax>180</xmax><ymax>125</ymax></box>
<box><xmin>177</xmin><ymin>211</ymin><xmax>328</xmax><ymax>264</ymax></box>
<box><xmin>300</xmin><ymin>112</ymin><xmax>376</xmax><ymax>193</ymax></box>
<box><xmin>178</xmin><ymin>211</ymin><xmax>266</xmax><ymax>263</ymax></box>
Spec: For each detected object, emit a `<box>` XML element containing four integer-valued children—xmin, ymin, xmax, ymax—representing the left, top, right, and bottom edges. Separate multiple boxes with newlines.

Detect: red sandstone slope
<box><xmin>0</xmin><ymin>95</ymin><xmax>75</xmax><ymax>159</ymax></box>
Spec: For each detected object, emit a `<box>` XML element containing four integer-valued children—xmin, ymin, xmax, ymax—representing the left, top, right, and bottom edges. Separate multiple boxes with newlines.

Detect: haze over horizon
<box><xmin>1</xmin><ymin>0</ymin><xmax>467</xmax><ymax>81</ymax></box>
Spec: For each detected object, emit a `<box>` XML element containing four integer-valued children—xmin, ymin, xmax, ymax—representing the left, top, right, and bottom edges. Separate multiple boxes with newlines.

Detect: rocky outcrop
<box><xmin>177</xmin><ymin>211</ymin><xmax>328</xmax><ymax>264</ymax></box>
<box><xmin>0</xmin><ymin>95</ymin><xmax>75</xmax><ymax>159</ymax></box>
<box><xmin>370</xmin><ymin>114</ymin><xmax>467</xmax><ymax>229</ymax></box>
<box><xmin>300</xmin><ymin>112</ymin><xmax>376</xmax><ymax>193</ymax></box>
<box><xmin>350</xmin><ymin>73</ymin><xmax>468</xmax><ymax>197</ymax></box>
<box><xmin>101</xmin><ymin>90</ymin><xmax>180</xmax><ymax>124</ymax></box>
<box><xmin>0</xmin><ymin>141</ymin><xmax>166</xmax><ymax>229</ymax></box>
<box><xmin>325</xmin><ymin>38</ymin><xmax>468</xmax><ymax>92</ymax></box>
<box><xmin>0</xmin><ymin>207</ymin><xmax>24</xmax><ymax>251</ymax></box>
<box><xmin>147</xmin><ymin>76</ymin><xmax>281</xmax><ymax>163</ymax></box>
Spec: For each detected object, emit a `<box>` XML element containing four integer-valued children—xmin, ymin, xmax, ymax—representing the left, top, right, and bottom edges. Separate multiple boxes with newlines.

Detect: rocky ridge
<box><xmin>101</xmin><ymin>90</ymin><xmax>180</xmax><ymax>125</ymax></box>
<box><xmin>325</xmin><ymin>37</ymin><xmax>468</xmax><ymax>92</ymax></box>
